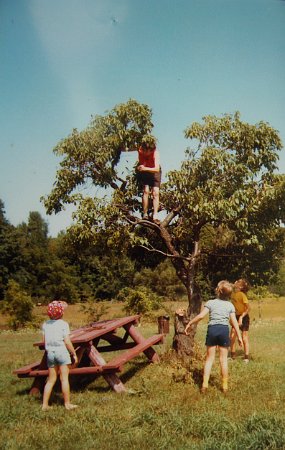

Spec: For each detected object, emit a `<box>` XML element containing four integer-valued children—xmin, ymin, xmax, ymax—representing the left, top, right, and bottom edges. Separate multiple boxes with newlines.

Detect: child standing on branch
<box><xmin>136</xmin><ymin>140</ymin><xmax>161</xmax><ymax>224</ymax></box>
<box><xmin>184</xmin><ymin>281</ymin><xmax>243</xmax><ymax>394</ymax></box>
<box><xmin>41</xmin><ymin>301</ymin><xmax>78</xmax><ymax>411</ymax></box>
<box><xmin>230</xmin><ymin>279</ymin><xmax>251</xmax><ymax>362</ymax></box>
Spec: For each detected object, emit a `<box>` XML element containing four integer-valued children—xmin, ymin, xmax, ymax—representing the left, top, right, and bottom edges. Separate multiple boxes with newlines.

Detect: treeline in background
<box><xmin>1</xmin><ymin>196</ymin><xmax>285</xmax><ymax>329</ymax></box>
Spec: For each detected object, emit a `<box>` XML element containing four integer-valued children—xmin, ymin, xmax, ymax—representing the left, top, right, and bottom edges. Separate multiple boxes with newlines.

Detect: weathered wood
<box><xmin>125</xmin><ymin>324</ymin><xmax>160</xmax><ymax>363</ymax></box>
<box><xmin>13</xmin><ymin>361</ymin><xmax>41</xmax><ymax>376</ymax></box>
<box><xmin>87</xmin><ymin>345</ymin><xmax>126</xmax><ymax>393</ymax></box>
<box><xmin>103</xmin><ymin>334</ymin><xmax>164</xmax><ymax>371</ymax></box>
<box><xmin>33</xmin><ymin>315</ymin><xmax>140</xmax><ymax>347</ymax></box>
<box><xmin>172</xmin><ymin>309</ymin><xmax>196</xmax><ymax>358</ymax></box>
<box><xmin>13</xmin><ymin>315</ymin><xmax>161</xmax><ymax>394</ymax></box>
<box><xmin>97</xmin><ymin>342</ymin><xmax>136</xmax><ymax>352</ymax></box>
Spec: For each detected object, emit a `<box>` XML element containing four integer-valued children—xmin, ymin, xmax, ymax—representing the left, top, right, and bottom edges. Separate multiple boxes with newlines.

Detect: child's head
<box><xmin>47</xmin><ymin>301</ymin><xmax>68</xmax><ymax>320</ymax></box>
<box><xmin>234</xmin><ymin>279</ymin><xmax>250</xmax><ymax>293</ymax></box>
<box><xmin>140</xmin><ymin>142</ymin><xmax>156</xmax><ymax>153</ymax></box>
<box><xmin>215</xmin><ymin>280</ymin><xmax>233</xmax><ymax>300</ymax></box>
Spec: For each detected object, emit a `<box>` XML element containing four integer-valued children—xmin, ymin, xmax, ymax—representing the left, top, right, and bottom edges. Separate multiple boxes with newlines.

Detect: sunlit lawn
<box><xmin>0</xmin><ymin>298</ymin><xmax>285</xmax><ymax>449</ymax></box>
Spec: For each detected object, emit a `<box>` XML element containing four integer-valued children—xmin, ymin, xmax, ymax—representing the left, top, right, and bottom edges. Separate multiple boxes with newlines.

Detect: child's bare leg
<box><xmin>152</xmin><ymin>186</ymin><xmax>160</xmax><ymax>218</ymax></box>
<box><xmin>219</xmin><ymin>346</ymin><xmax>229</xmax><ymax>391</ymax></box>
<box><xmin>230</xmin><ymin>327</ymin><xmax>236</xmax><ymax>357</ymax></box>
<box><xmin>242</xmin><ymin>330</ymin><xmax>249</xmax><ymax>360</ymax></box>
<box><xmin>202</xmin><ymin>346</ymin><xmax>216</xmax><ymax>389</ymax></box>
<box><xmin>142</xmin><ymin>185</ymin><xmax>150</xmax><ymax>217</ymax></box>
<box><xmin>42</xmin><ymin>367</ymin><xmax>58</xmax><ymax>410</ymax></box>
<box><xmin>59</xmin><ymin>365</ymin><xmax>78</xmax><ymax>410</ymax></box>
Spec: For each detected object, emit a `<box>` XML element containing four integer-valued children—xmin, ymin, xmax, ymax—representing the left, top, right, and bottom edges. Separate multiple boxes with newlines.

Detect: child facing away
<box><xmin>230</xmin><ymin>279</ymin><xmax>251</xmax><ymax>362</ymax></box>
<box><xmin>41</xmin><ymin>300</ymin><xmax>78</xmax><ymax>411</ymax></box>
<box><xmin>184</xmin><ymin>281</ymin><xmax>243</xmax><ymax>393</ymax></box>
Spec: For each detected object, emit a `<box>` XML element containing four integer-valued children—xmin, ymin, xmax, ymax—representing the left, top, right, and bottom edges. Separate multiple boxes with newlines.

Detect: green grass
<box><xmin>1</xmin><ymin>303</ymin><xmax>285</xmax><ymax>449</ymax></box>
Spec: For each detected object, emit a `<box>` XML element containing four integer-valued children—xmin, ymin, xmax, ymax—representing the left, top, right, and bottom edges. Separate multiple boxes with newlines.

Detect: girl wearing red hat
<box><xmin>42</xmin><ymin>301</ymin><xmax>78</xmax><ymax>411</ymax></box>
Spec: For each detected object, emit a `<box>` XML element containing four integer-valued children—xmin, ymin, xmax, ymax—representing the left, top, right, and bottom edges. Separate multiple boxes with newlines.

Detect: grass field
<box><xmin>1</xmin><ymin>299</ymin><xmax>285</xmax><ymax>450</ymax></box>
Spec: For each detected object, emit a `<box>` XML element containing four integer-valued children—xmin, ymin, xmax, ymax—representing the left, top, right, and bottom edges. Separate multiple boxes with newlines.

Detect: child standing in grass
<box><xmin>184</xmin><ymin>280</ymin><xmax>243</xmax><ymax>393</ymax></box>
<box><xmin>42</xmin><ymin>301</ymin><xmax>78</xmax><ymax>411</ymax></box>
<box><xmin>230</xmin><ymin>279</ymin><xmax>251</xmax><ymax>362</ymax></box>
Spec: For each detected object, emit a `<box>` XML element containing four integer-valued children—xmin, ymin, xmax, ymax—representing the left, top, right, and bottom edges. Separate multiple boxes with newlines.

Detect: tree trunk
<box><xmin>172</xmin><ymin>308</ymin><xmax>197</xmax><ymax>359</ymax></box>
<box><xmin>172</xmin><ymin>241</ymin><xmax>202</xmax><ymax>359</ymax></box>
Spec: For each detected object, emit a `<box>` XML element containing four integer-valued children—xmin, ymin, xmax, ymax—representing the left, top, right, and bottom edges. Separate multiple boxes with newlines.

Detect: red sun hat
<box><xmin>47</xmin><ymin>301</ymin><xmax>68</xmax><ymax>320</ymax></box>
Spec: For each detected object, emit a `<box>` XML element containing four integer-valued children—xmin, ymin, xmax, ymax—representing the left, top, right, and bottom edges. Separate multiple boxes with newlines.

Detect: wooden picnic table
<box><xmin>14</xmin><ymin>315</ymin><xmax>164</xmax><ymax>394</ymax></box>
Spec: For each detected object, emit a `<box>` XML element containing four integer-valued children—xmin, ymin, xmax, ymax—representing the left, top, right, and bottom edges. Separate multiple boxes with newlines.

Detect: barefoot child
<box><xmin>136</xmin><ymin>141</ymin><xmax>161</xmax><ymax>224</ymax></box>
<box><xmin>184</xmin><ymin>281</ymin><xmax>243</xmax><ymax>393</ymax></box>
<box><xmin>42</xmin><ymin>301</ymin><xmax>78</xmax><ymax>411</ymax></box>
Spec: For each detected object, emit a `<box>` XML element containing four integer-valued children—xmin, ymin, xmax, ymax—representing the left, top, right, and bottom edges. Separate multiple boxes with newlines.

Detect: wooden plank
<box><xmin>33</xmin><ymin>315</ymin><xmax>140</xmax><ymax>347</ymax></box>
<box><xmin>103</xmin><ymin>334</ymin><xmax>163</xmax><ymax>371</ymax></box>
<box><xmin>97</xmin><ymin>342</ymin><xmax>136</xmax><ymax>353</ymax></box>
<box><xmin>71</xmin><ymin>316</ymin><xmax>140</xmax><ymax>344</ymax></box>
<box><xmin>17</xmin><ymin>365</ymin><xmax>104</xmax><ymax>378</ymax></box>
<box><xmin>87</xmin><ymin>345</ymin><xmax>127</xmax><ymax>393</ymax></box>
<box><xmin>13</xmin><ymin>361</ymin><xmax>41</xmax><ymax>376</ymax></box>
<box><xmin>125</xmin><ymin>323</ymin><xmax>162</xmax><ymax>363</ymax></box>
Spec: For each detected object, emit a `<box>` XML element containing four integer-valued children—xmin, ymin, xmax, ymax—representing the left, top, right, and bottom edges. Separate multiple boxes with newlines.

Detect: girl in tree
<box><xmin>136</xmin><ymin>142</ymin><xmax>161</xmax><ymax>224</ymax></box>
<box><xmin>185</xmin><ymin>280</ymin><xmax>243</xmax><ymax>393</ymax></box>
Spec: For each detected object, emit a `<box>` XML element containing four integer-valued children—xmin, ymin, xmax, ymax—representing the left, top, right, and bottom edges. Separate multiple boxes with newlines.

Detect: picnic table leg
<box><xmin>125</xmin><ymin>324</ymin><xmax>160</xmax><ymax>363</ymax></box>
<box><xmin>87</xmin><ymin>344</ymin><xmax>126</xmax><ymax>393</ymax></box>
<box><xmin>29</xmin><ymin>352</ymin><xmax>48</xmax><ymax>396</ymax></box>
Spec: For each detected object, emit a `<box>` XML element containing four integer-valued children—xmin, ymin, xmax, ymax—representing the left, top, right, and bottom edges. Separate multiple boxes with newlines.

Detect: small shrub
<box><xmin>249</xmin><ymin>285</ymin><xmax>279</xmax><ymax>301</ymax></box>
<box><xmin>0</xmin><ymin>279</ymin><xmax>34</xmax><ymax>329</ymax></box>
<box><xmin>116</xmin><ymin>286</ymin><xmax>162</xmax><ymax>315</ymax></box>
<box><xmin>79</xmin><ymin>299</ymin><xmax>110</xmax><ymax>323</ymax></box>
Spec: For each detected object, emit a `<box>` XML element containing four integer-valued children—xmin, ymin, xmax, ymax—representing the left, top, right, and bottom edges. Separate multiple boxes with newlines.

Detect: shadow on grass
<box><xmin>69</xmin><ymin>359</ymin><xmax>149</xmax><ymax>393</ymax></box>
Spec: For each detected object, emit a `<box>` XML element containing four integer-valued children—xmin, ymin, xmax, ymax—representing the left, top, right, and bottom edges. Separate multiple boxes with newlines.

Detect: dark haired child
<box><xmin>230</xmin><ymin>279</ymin><xmax>251</xmax><ymax>362</ymax></box>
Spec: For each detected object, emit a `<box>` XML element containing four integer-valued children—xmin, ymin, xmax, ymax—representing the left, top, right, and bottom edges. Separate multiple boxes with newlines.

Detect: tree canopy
<box><xmin>43</xmin><ymin>100</ymin><xmax>285</xmax><ymax>356</ymax></box>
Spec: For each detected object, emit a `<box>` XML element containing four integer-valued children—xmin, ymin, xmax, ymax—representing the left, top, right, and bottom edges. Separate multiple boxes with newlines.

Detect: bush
<box><xmin>0</xmin><ymin>279</ymin><xmax>34</xmax><ymax>329</ymax></box>
<box><xmin>249</xmin><ymin>285</ymin><xmax>279</xmax><ymax>301</ymax></box>
<box><xmin>79</xmin><ymin>299</ymin><xmax>110</xmax><ymax>323</ymax></box>
<box><xmin>116</xmin><ymin>286</ymin><xmax>162</xmax><ymax>315</ymax></box>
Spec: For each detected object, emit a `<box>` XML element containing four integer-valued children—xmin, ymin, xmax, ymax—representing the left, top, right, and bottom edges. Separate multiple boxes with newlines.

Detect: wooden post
<box><xmin>172</xmin><ymin>308</ymin><xmax>196</xmax><ymax>358</ymax></box>
<box><xmin>87</xmin><ymin>344</ymin><xmax>126</xmax><ymax>393</ymax></box>
<box><xmin>29</xmin><ymin>352</ymin><xmax>48</xmax><ymax>395</ymax></box>
<box><xmin>125</xmin><ymin>323</ymin><xmax>160</xmax><ymax>363</ymax></box>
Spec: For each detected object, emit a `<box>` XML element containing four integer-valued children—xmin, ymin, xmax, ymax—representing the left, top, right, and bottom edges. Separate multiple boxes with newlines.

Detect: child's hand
<box><xmin>238</xmin><ymin>336</ymin><xmax>243</xmax><ymax>347</ymax></box>
<box><xmin>71</xmin><ymin>354</ymin><xmax>78</xmax><ymax>365</ymax></box>
<box><xmin>184</xmin><ymin>324</ymin><xmax>191</xmax><ymax>335</ymax></box>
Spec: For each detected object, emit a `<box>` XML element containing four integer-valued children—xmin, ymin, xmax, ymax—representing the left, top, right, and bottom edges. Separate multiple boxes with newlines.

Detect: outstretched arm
<box><xmin>184</xmin><ymin>307</ymin><xmax>209</xmax><ymax>335</ymax></box>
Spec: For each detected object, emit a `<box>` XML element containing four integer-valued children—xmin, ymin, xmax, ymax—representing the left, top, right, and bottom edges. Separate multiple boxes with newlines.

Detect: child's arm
<box><xmin>238</xmin><ymin>302</ymin><xmax>250</xmax><ymax>326</ymax></box>
<box><xmin>137</xmin><ymin>150</ymin><xmax>160</xmax><ymax>173</ymax></box>
<box><xmin>64</xmin><ymin>335</ymin><xmax>78</xmax><ymax>364</ymax></box>
<box><xmin>229</xmin><ymin>313</ymin><xmax>243</xmax><ymax>346</ymax></box>
<box><xmin>184</xmin><ymin>307</ymin><xmax>209</xmax><ymax>335</ymax></box>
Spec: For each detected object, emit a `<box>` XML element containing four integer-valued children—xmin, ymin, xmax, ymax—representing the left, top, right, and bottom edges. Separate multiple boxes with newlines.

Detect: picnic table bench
<box><xmin>13</xmin><ymin>315</ymin><xmax>164</xmax><ymax>394</ymax></box>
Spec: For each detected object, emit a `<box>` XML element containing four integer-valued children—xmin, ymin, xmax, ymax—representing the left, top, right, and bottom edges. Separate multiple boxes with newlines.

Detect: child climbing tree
<box><xmin>43</xmin><ymin>100</ymin><xmax>285</xmax><ymax>358</ymax></box>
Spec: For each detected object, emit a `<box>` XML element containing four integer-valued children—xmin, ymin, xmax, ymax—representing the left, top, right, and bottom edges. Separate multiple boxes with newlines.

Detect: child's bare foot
<box><xmin>42</xmin><ymin>405</ymin><xmax>52</xmax><ymax>411</ymax></box>
<box><xmin>65</xmin><ymin>403</ymin><xmax>78</xmax><ymax>410</ymax></box>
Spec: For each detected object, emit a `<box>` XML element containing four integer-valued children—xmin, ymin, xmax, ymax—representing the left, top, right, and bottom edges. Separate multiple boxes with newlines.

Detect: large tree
<box><xmin>43</xmin><ymin>100</ymin><xmax>285</xmax><ymax>357</ymax></box>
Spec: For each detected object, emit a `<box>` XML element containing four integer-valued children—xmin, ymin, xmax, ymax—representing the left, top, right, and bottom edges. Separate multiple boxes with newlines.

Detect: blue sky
<box><xmin>1</xmin><ymin>0</ymin><xmax>285</xmax><ymax>236</ymax></box>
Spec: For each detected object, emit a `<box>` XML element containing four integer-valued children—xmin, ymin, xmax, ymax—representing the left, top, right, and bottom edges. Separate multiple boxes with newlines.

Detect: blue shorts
<box><xmin>205</xmin><ymin>325</ymin><xmax>230</xmax><ymax>347</ymax></box>
<box><xmin>47</xmin><ymin>348</ymin><xmax>71</xmax><ymax>368</ymax></box>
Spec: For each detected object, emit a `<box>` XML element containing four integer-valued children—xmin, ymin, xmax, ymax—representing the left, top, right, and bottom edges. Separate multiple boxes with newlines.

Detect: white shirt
<box><xmin>205</xmin><ymin>299</ymin><xmax>235</xmax><ymax>326</ymax></box>
<box><xmin>42</xmin><ymin>319</ymin><xmax>70</xmax><ymax>351</ymax></box>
